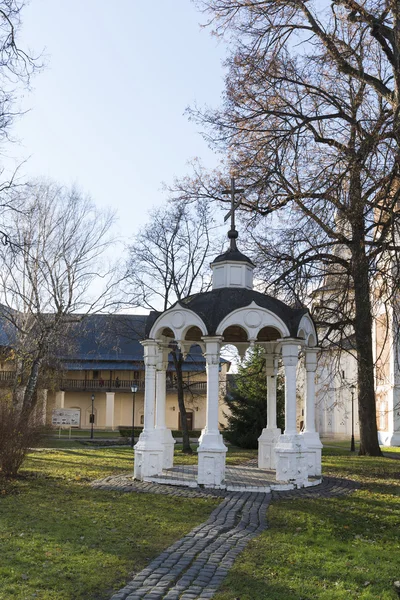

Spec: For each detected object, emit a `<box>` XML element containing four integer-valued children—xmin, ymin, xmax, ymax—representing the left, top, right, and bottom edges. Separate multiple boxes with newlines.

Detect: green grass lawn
<box><xmin>214</xmin><ymin>446</ymin><xmax>400</xmax><ymax>600</ymax></box>
<box><xmin>2</xmin><ymin>443</ymin><xmax>399</xmax><ymax>600</ymax></box>
<box><xmin>0</xmin><ymin>447</ymin><xmax>219</xmax><ymax>600</ymax></box>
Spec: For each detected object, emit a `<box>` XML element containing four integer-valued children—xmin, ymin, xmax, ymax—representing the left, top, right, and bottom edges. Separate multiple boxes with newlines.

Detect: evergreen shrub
<box><xmin>222</xmin><ymin>346</ymin><xmax>284</xmax><ymax>448</ymax></box>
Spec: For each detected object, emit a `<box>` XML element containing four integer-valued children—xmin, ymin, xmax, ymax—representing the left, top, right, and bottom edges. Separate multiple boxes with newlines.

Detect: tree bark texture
<box><xmin>351</xmin><ymin>171</ymin><xmax>383</xmax><ymax>456</ymax></box>
<box><xmin>171</xmin><ymin>350</ymin><xmax>193</xmax><ymax>454</ymax></box>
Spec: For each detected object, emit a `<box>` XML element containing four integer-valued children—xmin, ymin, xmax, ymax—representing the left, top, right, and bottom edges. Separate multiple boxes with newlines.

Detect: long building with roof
<box><xmin>0</xmin><ymin>311</ymin><xmax>230</xmax><ymax>432</ymax></box>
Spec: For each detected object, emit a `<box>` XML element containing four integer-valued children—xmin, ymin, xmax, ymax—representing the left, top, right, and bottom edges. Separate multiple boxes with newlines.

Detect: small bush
<box><xmin>0</xmin><ymin>403</ymin><xmax>46</xmax><ymax>477</ymax></box>
<box><xmin>118</xmin><ymin>426</ymin><xmax>143</xmax><ymax>438</ymax></box>
<box><xmin>118</xmin><ymin>426</ymin><xmax>201</xmax><ymax>439</ymax></box>
<box><xmin>171</xmin><ymin>430</ymin><xmax>201</xmax><ymax>439</ymax></box>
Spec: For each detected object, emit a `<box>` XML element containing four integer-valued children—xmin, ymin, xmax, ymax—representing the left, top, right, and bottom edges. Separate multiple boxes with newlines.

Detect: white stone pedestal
<box><xmin>133</xmin><ymin>430</ymin><xmax>164</xmax><ymax>480</ymax></box>
<box><xmin>275</xmin><ymin>433</ymin><xmax>309</xmax><ymax>486</ymax></box>
<box><xmin>378</xmin><ymin>431</ymin><xmax>400</xmax><ymax>447</ymax></box>
<box><xmin>158</xmin><ymin>427</ymin><xmax>176</xmax><ymax>469</ymax></box>
<box><xmin>258</xmin><ymin>427</ymin><xmax>281</xmax><ymax>469</ymax></box>
<box><xmin>197</xmin><ymin>432</ymin><xmax>228</xmax><ymax>487</ymax></box>
<box><xmin>301</xmin><ymin>431</ymin><xmax>323</xmax><ymax>476</ymax></box>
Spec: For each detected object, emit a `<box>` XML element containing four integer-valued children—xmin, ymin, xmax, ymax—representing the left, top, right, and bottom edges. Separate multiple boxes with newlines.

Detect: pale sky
<box><xmin>6</xmin><ymin>0</ymin><xmax>227</xmax><ymax>243</ymax></box>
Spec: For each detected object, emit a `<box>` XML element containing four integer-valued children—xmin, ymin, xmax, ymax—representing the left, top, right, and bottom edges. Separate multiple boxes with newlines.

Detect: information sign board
<box><xmin>52</xmin><ymin>409</ymin><xmax>80</xmax><ymax>427</ymax></box>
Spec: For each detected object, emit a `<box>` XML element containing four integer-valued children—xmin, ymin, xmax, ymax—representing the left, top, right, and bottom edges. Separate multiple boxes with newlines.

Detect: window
<box><xmin>93</xmin><ymin>370</ymin><xmax>99</xmax><ymax>379</ymax></box>
<box><xmin>140</xmin><ymin>415</ymin><xmax>144</xmax><ymax>425</ymax></box>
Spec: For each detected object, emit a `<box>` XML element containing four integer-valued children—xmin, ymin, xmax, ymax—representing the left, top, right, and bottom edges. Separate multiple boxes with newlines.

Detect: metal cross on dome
<box><xmin>222</xmin><ymin>177</ymin><xmax>244</xmax><ymax>231</ymax></box>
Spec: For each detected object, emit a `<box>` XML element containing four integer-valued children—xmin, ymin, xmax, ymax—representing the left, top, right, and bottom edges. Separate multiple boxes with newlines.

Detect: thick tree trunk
<box><xmin>351</xmin><ymin>189</ymin><xmax>383</xmax><ymax>456</ymax></box>
<box><xmin>171</xmin><ymin>350</ymin><xmax>193</xmax><ymax>454</ymax></box>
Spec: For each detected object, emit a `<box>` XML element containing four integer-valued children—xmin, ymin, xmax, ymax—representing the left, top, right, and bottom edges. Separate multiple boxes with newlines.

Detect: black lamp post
<box><xmin>90</xmin><ymin>393</ymin><xmax>95</xmax><ymax>440</ymax></box>
<box><xmin>350</xmin><ymin>384</ymin><xmax>356</xmax><ymax>452</ymax></box>
<box><xmin>131</xmin><ymin>383</ymin><xmax>138</xmax><ymax>448</ymax></box>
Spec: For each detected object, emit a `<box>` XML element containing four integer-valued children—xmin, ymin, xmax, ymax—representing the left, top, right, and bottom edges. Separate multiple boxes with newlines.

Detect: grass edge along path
<box><xmin>213</xmin><ymin>447</ymin><xmax>400</xmax><ymax>600</ymax></box>
<box><xmin>0</xmin><ymin>447</ymin><xmax>220</xmax><ymax>600</ymax></box>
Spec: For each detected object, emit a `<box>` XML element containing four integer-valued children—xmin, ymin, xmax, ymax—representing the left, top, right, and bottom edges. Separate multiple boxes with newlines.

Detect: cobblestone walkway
<box><xmin>110</xmin><ymin>492</ymin><xmax>270</xmax><ymax>600</ymax></box>
<box><xmin>93</xmin><ymin>473</ymin><xmax>358</xmax><ymax>600</ymax></box>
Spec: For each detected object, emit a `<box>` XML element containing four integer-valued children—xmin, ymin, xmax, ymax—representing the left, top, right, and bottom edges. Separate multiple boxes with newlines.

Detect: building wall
<box><xmin>374</xmin><ymin>303</ymin><xmax>400</xmax><ymax>445</ymax></box>
<box><xmin>315</xmin><ymin>350</ymin><xmax>360</xmax><ymax>439</ymax></box>
<box><xmin>47</xmin><ymin>376</ymin><xmax>230</xmax><ymax>431</ymax></box>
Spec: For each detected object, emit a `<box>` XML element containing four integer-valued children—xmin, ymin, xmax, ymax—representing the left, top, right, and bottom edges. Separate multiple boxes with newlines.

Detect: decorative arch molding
<box><xmin>297</xmin><ymin>314</ymin><xmax>317</xmax><ymax>347</ymax></box>
<box><xmin>216</xmin><ymin>301</ymin><xmax>290</xmax><ymax>341</ymax></box>
<box><xmin>150</xmin><ymin>305</ymin><xmax>208</xmax><ymax>342</ymax></box>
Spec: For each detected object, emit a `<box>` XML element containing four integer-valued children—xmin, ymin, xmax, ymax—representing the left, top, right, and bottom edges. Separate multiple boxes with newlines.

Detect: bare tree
<box><xmin>0</xmin><ymin>1</ymin><xmax>40</xmax><ymax>243</ymax></box>
<box><xmin>0</xmin><ymin>1</ymin><xmax>38</xmax><ymax>142</ymax></box>
<box><xmin>0</xmin><ymin>180</ymin><xmax>117</xmax><ymax>422</ymax></box>
<box><xmin>126</xmin><ymin>201</ymin><xmax>219</xmax><ymax>453</ymax></box>
<box><xmin>166</xmin><ymin>0</ymin><xmax>400</xmax><ymax>455</ymax></box>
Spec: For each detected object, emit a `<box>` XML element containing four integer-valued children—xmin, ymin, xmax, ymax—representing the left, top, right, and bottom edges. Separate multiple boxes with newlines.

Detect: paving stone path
<box><xmin>92</xmin><ymin>474</ymin><xmax>358</xmax><ymax>600</ymax></box>
<box><xmin>109</xmin><ymin>492</ymin><xmax>270</xmax><ymax>600</ymax></box>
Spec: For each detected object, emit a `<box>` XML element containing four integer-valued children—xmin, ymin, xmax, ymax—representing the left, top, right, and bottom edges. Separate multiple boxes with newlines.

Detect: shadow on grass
<box><xmin>322</xmin><ymin>454</ymin><xmax>400</xmax><ymax>494</ymax></box>
<box><xmin>216</xmin><ymin>492</ymin><xmax>400</xmax><ymax>600</ymax></box>
<box><xmin>217</xmin><ymin>561</ymin><xmax>396</xmax><ymax>600</ymax></box>
<box><xmin>0</xmin><ymin>476</ymin><xmax>218</xmax><ymax>600</ymax></box>
<box><xmin>22</xmin><ymin>449</ymin><xmax>135</xmax><ymax>486</ymax></box>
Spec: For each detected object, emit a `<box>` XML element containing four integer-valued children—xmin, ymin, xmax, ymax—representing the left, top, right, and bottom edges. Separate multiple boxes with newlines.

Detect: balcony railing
<box><xmin>60</xmin><ymin>379</ymin><xmax>144</xmax><ymax>392</ymax></box>
<box><xmin>60</xmin><ymin>378</ymin><xmax>207</xmax><ymax>393</ymax></box>
<box><xmin>0</xmin><ymin>372</ymin><xmax>208</xmax><ymax>394</ymax></box>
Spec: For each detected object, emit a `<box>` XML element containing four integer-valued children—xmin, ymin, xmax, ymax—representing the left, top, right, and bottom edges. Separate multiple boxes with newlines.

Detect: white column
<box><xmin>155</xmin><ymin>345</ymin><xmax>175</xmax><ymax>468</ymax></box>
<box><xmin>105</xmin><ymin>392</ymin><xmax>115</xmax><ymax>430</ymax></box>
<box><xmin>205</xmin><ymin>341</ymin><xmax>220</xmax><ymax>435</ymax></box>
<box><xmin>282</xmin><ymin>342</ymin><xmax>298</xmax><ymax>435</ymax></box>
<box><xmin>55</xmin><ymin>390</ymin><xmax>65</xmax><ymax>408</ymax></box>
<box><xmin>275</xmin><ymin>340</ymin><xmax>309</xmax><ymax>486</ymax></box>
<box><xmin>304</xmin><ymin>349</ymin><xmax>318</xmax><ymax>433</ymax></box>
<box><xmin>143</xmin><ymin>342</ymin><xmax>157</xmax><ymax>432</ymax></box>
<box><xmin>258</xmin><ymin>354</ymin><xmax>281</xmax><ymax>469</ymax></box>
<box><xmin>301</xmin><ymin>348</ymin><xmax>323</xmax><ymax>476</ymax></box>
<box><xmin>267</xmin><ymin>355</ymin><xmax>278</xmax><ymax>429</ymax></box>
<box><xmin>134</xmin><ymin>340</ymin><xmax>164</xmax><ymax>480</ymax></box>
<box><xmin>155</xmin><ymin>347</ymin><xmax>167</xmax><ymax>430</ymax></box>
<box><xmin>197</xmin><ymin>336</ymin><xmax>227</xmax><ymax>487</ymax></box>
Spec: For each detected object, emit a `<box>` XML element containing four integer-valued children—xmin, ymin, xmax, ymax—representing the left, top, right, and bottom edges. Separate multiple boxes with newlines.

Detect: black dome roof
<box><xmin>163</xmin><ymin>288</ymin><xmax>308</xmax><ymax>337</ymax></box>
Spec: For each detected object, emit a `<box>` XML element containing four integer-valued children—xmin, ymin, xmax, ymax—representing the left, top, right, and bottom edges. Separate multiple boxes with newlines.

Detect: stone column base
<box><xmin>133</xmin><ymin>430</ymin><xmax>164</xmax><ymax>480</ymax></box>
<box><xmin>155</xmin><ymin>427</ymin><xmax>176</xmax><ymax>469</ymax></box>
<box><xmin>301</xmin><ymin>431</ymin><xmax>323</xmax><ymax>476</ymax></box>
<box><xmin>378</xmin><ymin>431</ymin><xmax>400</xmax><ymax>447</ymax></box>
<box><xmin>275</xmin><ymin>433</ymin><xmax>309</xmax><ymax>486</ymax></box>
<box><xmin>197</xmin><ymin>431</ymin><xmax>227</xmax><ymax>487</ymax></box>
<box><xmin>258</xmin><ymin>427</ymin><xmax>281</xmax><ymax>469</ymax></box>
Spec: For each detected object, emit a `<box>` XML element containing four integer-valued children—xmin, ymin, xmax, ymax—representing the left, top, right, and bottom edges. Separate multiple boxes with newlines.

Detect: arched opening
<box><xmin>223</xmin><ymin>325</ymin><xmax>248</xmax><ymax>343</ymax></box>
<box><xmin>307</xmin><ymin>333</ymin><xmax>317</xmax><ymax>347</ymax></box>
<box><xmin>257</xmin><ymin>326</ymin><xmax>281</xmax><ymax>342</ymax></box>
<box><xmin>184</xmin><ymin>326</ymin><xmax>203</xmax><ymax>343</ymax></box>
<box><xmin>160</xmin><ymin>327</ymin><xmax>175</xmax><ymax>339</ymax></box>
